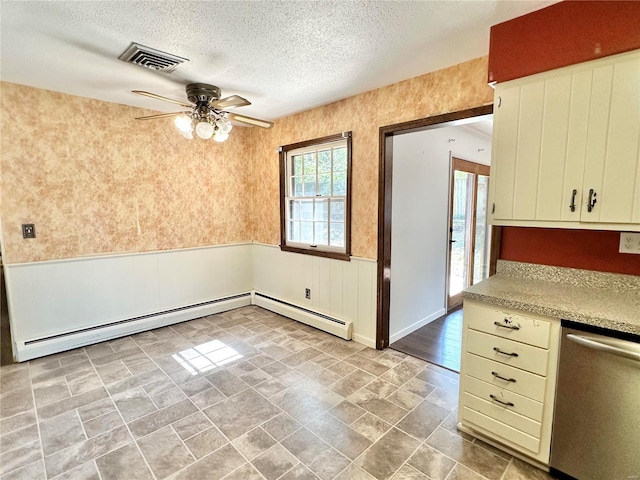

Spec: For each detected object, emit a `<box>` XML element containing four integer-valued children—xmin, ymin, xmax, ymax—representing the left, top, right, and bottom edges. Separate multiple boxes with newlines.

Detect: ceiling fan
<box><xmin>133</xmin><ymin>83</ymin><xmax>273</xmax><ymax>142</ymax></box>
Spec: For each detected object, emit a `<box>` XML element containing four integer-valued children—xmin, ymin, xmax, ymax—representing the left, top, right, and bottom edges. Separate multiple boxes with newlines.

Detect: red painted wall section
<box><xmin>499</xmin><ymin>227</ymin><xmax>640</xmax><ymax>276</ymax></box>
<box><xmin>488</xmin><ymin>1</ymin><xmax>640</xmax><ymax>83</ymax></box>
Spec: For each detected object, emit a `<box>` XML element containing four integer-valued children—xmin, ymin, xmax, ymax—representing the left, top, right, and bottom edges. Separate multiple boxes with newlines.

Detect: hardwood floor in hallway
<box><xmin>389</xmin><ymin>309</ymin><xmax>463</xmax><ymax>372</ymax></box>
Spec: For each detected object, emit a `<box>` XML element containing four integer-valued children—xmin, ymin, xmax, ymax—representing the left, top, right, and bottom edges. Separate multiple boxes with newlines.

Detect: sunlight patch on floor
<box><xmin>172</xmin><ymin>339</ymin><xmax>243</xmax><ymax>375</ymax></box>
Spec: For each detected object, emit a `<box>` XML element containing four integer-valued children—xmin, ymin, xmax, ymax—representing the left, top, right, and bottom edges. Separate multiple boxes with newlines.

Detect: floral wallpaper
<box><xmin>0</xmin><ymin>82</ymin><xmax>252</xmax><ymax>263</ymax></box>
<box><xmin>248</xmin><ymin>56</ymin><xmax>494</xmax><ymax>259</ymax></box>
<box><xmin>0</xmin><ymin>56</ymin><xmax>493</xmax><ymax>264</ymax></box>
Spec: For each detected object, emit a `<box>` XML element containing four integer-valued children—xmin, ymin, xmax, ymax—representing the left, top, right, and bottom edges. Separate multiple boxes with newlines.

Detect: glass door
<box><xmin>447</xmin><ymin>158</ymin><xmax>490</xmax><ymax>310</ymax></box>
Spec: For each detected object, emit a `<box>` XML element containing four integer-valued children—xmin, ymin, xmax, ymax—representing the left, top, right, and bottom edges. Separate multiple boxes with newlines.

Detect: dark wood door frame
<box><xmin>376</xmin><ymin>105</ymin><xmax>495</xmax><ymax>350</ymax></box>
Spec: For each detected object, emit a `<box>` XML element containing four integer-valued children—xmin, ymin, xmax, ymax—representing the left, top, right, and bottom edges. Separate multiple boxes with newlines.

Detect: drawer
<box><xmin>462</xmin><ymin>406</ymin><xmax>540</xmax><ymax>454</ymax></box>
<box><xmin>464</xmin><ymin>353</ymin><xmax>547</xmax><ymax>402</ymax></box>
<box><xmin>465</xmin><ymin>302</ymin><xmax>552</xmax><ymax>348</ymax></box>
<box><xmin>467</xmin><ymin>329</ymin><xmax>549</xmax><ymax>376</ymax></box>
<box><xmin>464</xmin><ymin>375</ymin><xmax>544</xmax><ymax>422</ymax></box>
<box><xmin>463</xmin><ymin>392</ymin><xmax>542</xmax><ymax>438</ymax></box>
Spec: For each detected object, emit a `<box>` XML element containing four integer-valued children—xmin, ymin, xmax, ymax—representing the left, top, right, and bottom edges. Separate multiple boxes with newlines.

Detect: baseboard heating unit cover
<box><xmin>252</xmin><ymin>292</ymin><xmax>353</xmax><ymax>340</ymax></box>
<box><xmin>16</xmin><ymin>293</ymin><xmax>252</xmax><ymax>361</ymax></box>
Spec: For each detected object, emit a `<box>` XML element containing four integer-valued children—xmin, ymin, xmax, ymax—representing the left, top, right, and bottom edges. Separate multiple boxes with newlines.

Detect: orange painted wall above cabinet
<box><xmin>488</xmin><ymin>1</ymin><xmax>640</xmax><ymax>84</ymax></box>
<box><xmin>500</xmin><ymin>227</ymin><xmax>640</xmax><ymax>276</ymax></box>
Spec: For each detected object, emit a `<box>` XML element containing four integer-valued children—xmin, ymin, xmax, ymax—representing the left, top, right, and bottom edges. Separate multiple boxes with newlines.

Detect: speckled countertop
<box><xmin>463</xmin><ymin>261</ymin><xmax>640</xmax><ymax>336</ymax></box>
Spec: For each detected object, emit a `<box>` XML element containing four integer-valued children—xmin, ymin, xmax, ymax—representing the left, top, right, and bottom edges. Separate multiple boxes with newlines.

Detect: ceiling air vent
<box><xmin>118</xmin><ymin>42</ymin><xmax>188</xmax><ymax>73</ymax></box>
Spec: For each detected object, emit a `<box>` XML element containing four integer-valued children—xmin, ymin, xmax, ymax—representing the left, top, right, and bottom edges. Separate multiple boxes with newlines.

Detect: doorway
<box><xmin>377</xmin><ymin>105</ymin><xmax>498</xmax><ymax>353</ymax></box>
<box><xmin>447</xmin><ymin>158</ymin><xmax>490</xmax><ymax>310</ymax></box>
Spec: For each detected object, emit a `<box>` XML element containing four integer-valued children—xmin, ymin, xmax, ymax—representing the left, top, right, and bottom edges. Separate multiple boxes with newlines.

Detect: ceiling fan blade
<box><xmin>228</xmin><ymin>113</ymin><xmax>274</xmax><ymax>129</ymax></box>
<box><xmin>211</xmin><ymin>95</ymin><xmax>251</xmax><ymax>109</ymax></box>
<box><xmin>132</xmin><ymin>90</ymin><xmax>192</xmax><ymax>108</ymax></box>
<box><xmin>135</xmin><ymin>111</ymin><xmax>186</xmax><ymax>120</ymax></box>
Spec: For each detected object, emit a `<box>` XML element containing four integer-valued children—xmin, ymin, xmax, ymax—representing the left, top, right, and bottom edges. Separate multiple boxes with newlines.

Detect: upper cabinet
<box><xmin>489</xmin><ymin>49</ymin><xmax>640</xmax><ymax>231</ymax></box>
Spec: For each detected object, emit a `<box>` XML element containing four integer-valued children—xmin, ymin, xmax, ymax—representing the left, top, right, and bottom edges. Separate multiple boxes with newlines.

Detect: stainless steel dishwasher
<box><xmin>551</xmin><ymin>321</ymin><xmax>640</xmax><ymax>480</ymax></box>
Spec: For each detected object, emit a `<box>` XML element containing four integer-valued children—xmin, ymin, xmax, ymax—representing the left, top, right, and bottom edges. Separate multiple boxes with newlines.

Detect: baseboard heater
<box><xmin>252</xmin><ymin>292</ymin><xmax>353</xmax><ymax>341</ymax></box>
<box><xmin>15</xmin><ymin>293</ymin><xmax>252</xmax><ymax>362</ymax></box>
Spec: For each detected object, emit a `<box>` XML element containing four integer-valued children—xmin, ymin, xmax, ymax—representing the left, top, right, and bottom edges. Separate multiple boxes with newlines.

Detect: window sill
<box><xmin>279</xmin><ymin>245</ymin><xmax>351</xmax><ymax>261</ymax></box>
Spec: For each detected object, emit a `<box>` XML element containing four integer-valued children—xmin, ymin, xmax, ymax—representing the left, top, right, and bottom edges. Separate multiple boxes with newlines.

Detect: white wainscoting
<box><xmin>5</xmin><ymin>244</ymin><xmax>253</xmax><ymax>361</ymax></box>
<box><xmin>4</xmin><ymin>243</ymin><xmax>379</xmax><ymax>361</ymax></box>
<box><xmin>252</xmin><ymin>244</ymin><xmax>377</xmax><ymax>348</ymax></box>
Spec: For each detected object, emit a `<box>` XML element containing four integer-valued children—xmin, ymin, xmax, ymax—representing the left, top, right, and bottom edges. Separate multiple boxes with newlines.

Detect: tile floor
<box><xmin>0</xmin><ymin>306</ymin><xmax>558</xmax><ymax>480</ymax></box>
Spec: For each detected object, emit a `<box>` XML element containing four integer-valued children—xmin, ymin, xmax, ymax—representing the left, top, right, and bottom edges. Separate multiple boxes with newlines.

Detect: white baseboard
<box><xmin>15</xmin><ymin>294</ymin><xmax>251</xmax><ymax>362</ymax></box>
<box><xmin>389</xmin><ymin>308</ymin><xmax>446</xmax><ymax>344</ymax></box>
<box><xmin>252</xmin><ymin>291</ymin><xmax>353</xmax><ymax>341</ymax></box>
<box><xmin>352</xmin><ymin>333</ymin><xmax>376</xmax><ymax>349</ymax></box>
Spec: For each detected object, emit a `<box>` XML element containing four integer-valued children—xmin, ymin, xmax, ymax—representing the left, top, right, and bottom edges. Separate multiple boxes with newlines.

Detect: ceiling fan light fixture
<box><xmin>195</xmin><ymin>120</ymin><xmax>214</xmax><ymax>140</ymax></box>
<box><xmin>133</xmin><ymin>83</ymin><xmax>274</xmax><ymax>140</ymax></box>
<box><xmin>174</xmin><ymin>114</ymin><xmax>193</xmax><ymax>134</ymax></box>
<box><xmin>213</xmin><ymin>131</ymin><xmax>229</xmax><ymax>143</ymax></box>
<box><xmin>216</xmin><ymin>117</ymin><xmax>233</xmax><ymax>135</ymax></box>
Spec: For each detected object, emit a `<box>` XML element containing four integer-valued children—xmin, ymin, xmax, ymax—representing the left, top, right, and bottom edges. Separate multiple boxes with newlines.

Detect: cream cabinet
<box><xmin>489</xmin><ymin>49</ymin><xmax>640</xmax><ymax>230</ymax></box>
<box><xmin>458</xmin><ymin>300</ymin><xmax>560</xmax><ymax>466</ymax></box>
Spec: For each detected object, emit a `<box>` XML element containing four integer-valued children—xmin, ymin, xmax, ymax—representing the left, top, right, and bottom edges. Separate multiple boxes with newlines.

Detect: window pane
<box><xmin>318</xmin><ymin>150</ymin><xmax>331</xmax><ymax>173</ymax></box>
<box><xmin>314</xmin><ymin>199</ymin><xmax>328</xmax><ymax>221</ymax></box>
<box><xmin>292</xmin><ymin>155</ymin><xmax>303</xmax><ymax>176</ymax></box>
<box><xmin>450</xmin><ymin>171</ymin><xmax>473</xmax><ymax>297</ymax></box>
<box><xmin>304</xmin><ymin>153</ymin><xmax>316</xmax><ymax>175</ymax></box>
<box><xmin>473</xmin><ymin>175</ymin><xmax>490</xmax><ymax>285</ymax></box>
<box><xmin>300</xmin><ymin>221</ymin><xmax>313</xmax><ymax>244</ymax></box>
<box><xmin>292</xmin><ymin>176</ymin><xmax>303</xmax><ymax>196</ymax></box>
<box><xmin>315</xmin><ymin>222</ymin><xmax>328</xmax><ymax>245</ymax></box>
<box><xmin>333</xmin><ymin>172</ymin><xmax>346</xmax><ymax>195</ymax></box>
<box><xmin>300</xmin><ymin>200</ymin><xmax>313</xmax><ymax>220</ymax></box>
<box><xmin>303</xmin><ymin>175</ymin><xmax>316</xmax><ymax>196</ymax></box>
<box><xmin>318</xmin><ymin>174</ymin><xmax>331</xmax><ymax>196</ymax></box>
<box><xmin>330</xmin><ymin>199</ymin><xmax>344</xmax><ymax>222</ymax></box>
<box><xmin>289</xmin><ymin>221</ymin><xmax>300</xmax><ymax>242</ymax></box>
<box><xmin>289</xmin><ymin>200</ymin><xmax>301</xmax><ymax>220</ymax></box>
<box><xmin>333</xmin><ymin>147</ymin><xmax>347</xmax><ymax>171</ymax></box>
<box><xmin>330</xmin><ymin>222</ymin><xmax>344</xmax><ymax>247</ymax></box>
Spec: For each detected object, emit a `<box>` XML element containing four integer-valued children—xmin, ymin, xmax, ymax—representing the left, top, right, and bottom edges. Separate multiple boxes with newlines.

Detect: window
<box><xmin>279</xmin><ymin>132</ymin><xmax>352</xmax><ymax>261</ymax></box>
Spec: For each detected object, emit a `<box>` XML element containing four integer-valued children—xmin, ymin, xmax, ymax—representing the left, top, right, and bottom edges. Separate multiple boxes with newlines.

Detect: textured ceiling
<box><xmin>0</xmin><ymin>1</ymin><xmax>555</xmax><ymax>122</ymax></box>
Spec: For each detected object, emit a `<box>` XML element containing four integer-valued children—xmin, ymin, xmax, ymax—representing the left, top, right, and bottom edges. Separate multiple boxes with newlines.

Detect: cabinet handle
<box><xmin>493</xmin><ymin>347</ymin><xmax>519</xmax><ymax>357</ymax></box>
<box><xmin>493</xmin><ymin>321</ymin><xmax>520</xmax><ymax>331</ymax></box>
<box><xmin>569</xmin><ymin>189</ymin><xmax>577</xmax><ymax>212</ymax></box>
<box><xmin>587</xmin><ymin>188</ymin><xmax>597</xmax><ymax>212</ymax></box>
<box><xmin>490</xmin><ymin>394</ymin><xmax>514</xmax><ymax>407</ymax></box>
<box><xmin>491</xmin><ymin>371</ymin><xmax>517</xmax><ymax>383</ymax></box>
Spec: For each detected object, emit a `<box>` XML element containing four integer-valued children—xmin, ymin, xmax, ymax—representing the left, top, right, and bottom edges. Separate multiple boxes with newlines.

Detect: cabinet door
<box><xmin>491</xmin><ymin>82</ymin><xmax>521</xmax><ymax>220</ymax></box>
<box><xmin>491</xmin><ymin>71</ymin><xmax>591</xmax><ymax>222</ymax></box>
<box><xmin>512</xmin><ymin>82</ymin><xmax>544</xmax><ymax>220</ymax></box>
<box><xmin>561</xmin><ymin>72</ymin><xmax>592</xmax><ymax>221</ymax></box>
<box><xmin>581</xmin><ymin>52</ymin><xmax>640</xmax><ymax>223</ymax></box>
<box><xmin>540</xmin><ymin>72</ymin><xmax>591</xmax><ymax>222</ymax></box>
<box><xmin>490</xmin><ymin>80</ymin><xmax>546</xmax><ymax>221</ymax></box>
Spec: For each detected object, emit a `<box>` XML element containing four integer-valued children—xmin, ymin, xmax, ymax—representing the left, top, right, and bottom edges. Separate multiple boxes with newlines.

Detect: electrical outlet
<box><xmin>305</xmin><ymin>288</ymin><xmax>311</xmax><ymax>300</ymax></box>
<box><xmin>22</xmin><ymin>224</ymin><xmax>36</xmax><ymax>239</ymax></box>
<box><xmin>619</xmin><ymin>232</ymin><xmax>640</xmax><ymax>254</ymax></box>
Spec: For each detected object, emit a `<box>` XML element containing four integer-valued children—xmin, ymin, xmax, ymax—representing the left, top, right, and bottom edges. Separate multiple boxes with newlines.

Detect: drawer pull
<box><xmin>491</xmin><ymin>371</ymin><xmax>516</xmax><ymax>383</ymax></box>
<box><xmin>493</xmin><ymin>321</ymin><xmax>520</xmax><ymax>331</ymax></box>
<box><xmin>489</xmin><ymin>394</ymin><xmax>514</xmax><ymax>407</ymax></box>
<box><xmin>493</xmin><ymin>347</ymin><xmax>519</xmax><ymax>357</ymax></box>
